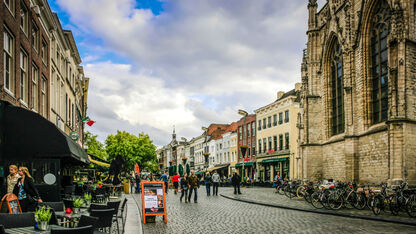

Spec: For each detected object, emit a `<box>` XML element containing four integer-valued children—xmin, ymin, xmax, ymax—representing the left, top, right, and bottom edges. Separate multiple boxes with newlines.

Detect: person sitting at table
<box><xmin>13</xmin><ymin>167</ymin><xmax>42</xmax><ymax>212</ymax></box>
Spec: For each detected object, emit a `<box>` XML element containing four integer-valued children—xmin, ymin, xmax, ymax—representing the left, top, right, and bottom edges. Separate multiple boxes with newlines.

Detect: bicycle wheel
<box><xmin>344</xmin><ymin>191</ymin><xmax>357</xmax><ymax>209</ymax></box>
<box><xmin>328</xmin><ymin>193</ymin><xmax>343</xmax><ymax>210</ymax></box>
<box><xmin>372</xmin><ymin>195</ymin><xmax>383</xmax><ymax>215</ymax></box>
<box><xmin>278</xmin><ymin>185</ymin><xmax>285</xmax><ymax>195</ymax></box>
<box><xmin>304</xmin><ymin>192</ymin><xmax>312</xmax><ymax>203</ymax></box>
<box><xmin>406</xmin><ymin>194</ymin><xmax>416</xmax><ymax>217</ymax></box>
<box><xmin>390</xmin><ymin>195</ymin><xmax>399</xmax><ymax>215</ymax></box>
<box><xmin>296</xmin><ymin>186</ymin><xmax>306</xmax><ymax>199</ymax></box>
<box><xmin>353</xmin><ymin>192</ymin><xmax>366</xmax><ymax>210</ymax></box>
<box><xmin>321</xmin><ymin>191</ymin><xmax>331</xmax><ymax>209</ymax></box>
<box><xmin>311</xmin><ymin>192</ymin><xmax>323</xmax><ymax>209</ymax></box>
<box><xmin>284</xmin><ymin>186</ymin><xmax>291</xmax><ymax>198</ymax></box>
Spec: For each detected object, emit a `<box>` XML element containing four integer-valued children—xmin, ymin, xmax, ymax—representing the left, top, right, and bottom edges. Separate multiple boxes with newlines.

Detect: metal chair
<box><xmin>39</xmin><ymin>202</ymin><xmax>65</xmax><ymax>212</ymax></box>
<box><xmin>89</xmin><ymin>204</ymin><xmax>108</xmax><ymax>211</ymax></box>
<box><xmin>0</xmin><ymin>213</ymin><xmax>35</xmax><ymax>228</ymax></box>
<box><xmin>107</xmin><ymin>200</ymin><xmax>121</xmax><ymax>234</ymax></box>
<box><xmin>116</xmin><ymin>198</ymin><xmax>128</xmax><ymax>230</ymax></box>
<box><xmin>51</xmin><ymin>225</ymin><xmax>94</xmax><ymax>234</ymax></box>
<box><xmin>89</xmin><ymin>209</ymin><xmax>115</xmax><ymax>233</ymax></box>
<box><xmin>78</xmin><ymin>215</ymin><xmax>99</xmax><ymax>228</ymax></box>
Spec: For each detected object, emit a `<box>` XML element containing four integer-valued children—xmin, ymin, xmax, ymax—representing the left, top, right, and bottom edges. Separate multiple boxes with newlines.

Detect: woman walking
<box><xmin>13</xmin><ymin>167</ymin><xmax>42</xmax><ymax>212</ymax></box>
<box><xmin>204</xmin><ymin>172</ymin><xmax>212</xmax><ymax>196</ymax></box>
<box><xmin>180</xmin><ymin>173</ymin><xmax>189</xmax><ymax>203</ymax></box>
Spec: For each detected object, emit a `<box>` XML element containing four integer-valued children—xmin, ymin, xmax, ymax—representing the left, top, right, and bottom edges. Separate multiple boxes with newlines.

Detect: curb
<box><xmin>130</xmin><ymin>193</ymin><xmax>145</xmax><ymax>234</ymax></box>
<box><xmin>220</xmin><ymin>194</ymin><xmax>416</xmax><ymax>227</ymax></box>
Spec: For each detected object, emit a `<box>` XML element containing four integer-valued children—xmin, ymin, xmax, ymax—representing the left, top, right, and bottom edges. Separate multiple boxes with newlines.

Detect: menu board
<box><xmin>141</xmin><ymin>182</ymin><xmax>167</xmax><ymax>223</ymax></box>
<box><xmin>0</xmin><ymin>194</ymin><xmax>22</xmax><ymax>214</ymax></box>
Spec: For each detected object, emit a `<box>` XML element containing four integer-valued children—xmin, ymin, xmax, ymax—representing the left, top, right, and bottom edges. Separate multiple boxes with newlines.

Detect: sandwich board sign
<box><xmin>0</xmin><ymin>194</ymin><xmax>22</xmax><ymax>214</ymax></box>
<box><xmin>141</xmin><ymin>181</ymin><xmax>167</xmax><ymax>224</ymax></box>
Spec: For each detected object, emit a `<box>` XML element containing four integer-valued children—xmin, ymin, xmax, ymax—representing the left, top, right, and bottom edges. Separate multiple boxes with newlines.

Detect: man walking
<box><xmin>187</xmin><ymin>170</ymin><xmax>199</xmax><ymax>203</ymax></box>
<box><xmin>204</xmin><ymin>172</ymin><xmax>212</xmax><ymax>196</ymax></box>
<box><xmin>232</xmin><ymin>171</ymin><xmax>242</xmax><ymax>195</ymax></box>
<box><xmin>212</xmin><ymin>170</ymin><xmax>220</xmax><ymax>196</ymax></box>
<box><xmin>161</xmin><ymin>171</ymin><xmax>169</xmax><ymax>194</ymax></box>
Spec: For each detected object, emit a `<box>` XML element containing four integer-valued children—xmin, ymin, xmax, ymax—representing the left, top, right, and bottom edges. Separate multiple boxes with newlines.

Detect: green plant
<box><xmin>73</xmin><ymin>198</ymin><xmax>84</xmax><ymax>208</ymax></box>
<box><xmin>97</xmin><ymin>181</ymin><xmax>103</xmax><ymax>185</ymax></box>
<box><xmin>35</xmin><ymin>206</ymin><xmax>52</xmax><ymax>222</ymax></box>
<box><xmin>84</xmin><ymin>193</ymin><xmax>92</xmax><ymax>201</ymax></box>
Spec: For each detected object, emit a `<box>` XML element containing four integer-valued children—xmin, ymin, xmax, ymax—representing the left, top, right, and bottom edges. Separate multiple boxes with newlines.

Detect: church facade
<box><xmin>298</xmin><ymin>0</ymin><xmax>416</xmax><ymax>185</ymax></box>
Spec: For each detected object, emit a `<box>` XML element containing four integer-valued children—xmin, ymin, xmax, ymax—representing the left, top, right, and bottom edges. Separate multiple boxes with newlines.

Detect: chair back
<box><xmin>89</xmin><ymin>203</ymin><xmax>108</xmax><ymax>210</ymax></box>
<box><xmin>90</xmin><ymin>209</ymin><xmax>114</xmax><ymax>229</ymax></box>
<box><xmin>78</xmin><ymin>215</ymin><xmax>99</xmax><ymax>228</ymax></box>
<box><xmin>107</xmin><ymin>200</ymin><xmax>121</xmax><ymax>215</ymax></box>
<box><xmin>0</xmin><ymin>224</ymin><xmax>5</xmax><ymax>234</ymax></box>
<box><xmin>39</xmin><ymin>202</ymin><xmax>64</xmax><ymax>212</ymax></box>
<box><xmin>51</xmin><ymin>225</ymin><xmax>93</xmax><ymax>234</ymax></box>
<box><xmin>0</xmin><ymin>213</ymin><xmax>35</xmax><ymax>228</ymax></box>
<box><xmin>120</xmin><ymin>198</ymin><xmax>127</xmax><ymax>211</ymax></box>
<box><xmin>63</xmin><ymin>199</ymin><xmax>74</xmax><ymax>209</ymax></box>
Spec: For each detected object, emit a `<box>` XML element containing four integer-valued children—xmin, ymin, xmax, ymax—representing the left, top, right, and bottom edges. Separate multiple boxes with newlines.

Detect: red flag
<box><xmin>86</xmin><ymin>120</ymin><xmax>96</xmax><ymax>126</ymax></box>
<box><xmin>135</xmin><ymin>163</ymin><xmax>140</xmax><ymax>175</ymax></box>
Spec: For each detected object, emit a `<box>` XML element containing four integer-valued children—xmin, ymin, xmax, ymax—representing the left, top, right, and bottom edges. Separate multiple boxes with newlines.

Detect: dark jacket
<box><xmin>204</xmin><ymin>175</ymin><xmax>212</xmax><ymax>185</ymax></box>
<box><xmin>13</xmin><ymin>177</ymin><xmax>40</xmax><ymax>200</ymax></box>
<box><xmin>187</xmin><ymin>175</ymin><xmax>199</xmax><ymax>188</ymax></box>
<box><xmin>231</xmin><ymin>173</ymin><xmax>241</xmax><ymax>186</ymax></box>
<box><xmin>180</xmin><ymin>177</ymin><xmax>189</xmax><ymax>189</ymax></box>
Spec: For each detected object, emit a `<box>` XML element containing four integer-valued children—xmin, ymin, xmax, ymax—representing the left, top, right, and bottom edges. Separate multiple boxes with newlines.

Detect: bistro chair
<box><xmin>39</xmin><ymin>202</ymin><xmax>65</xmax><ymax>212</ymax></box>
<box><xmin>0</xmin><ymin>213</ymin><xmax>35</xmax><ymax>228</ymax></box>
<box><xmin>78</xmin><ymin>215</ymin><xmax>98</xmax><ymax>229</ymax></box>
<box><xmin>51</xmin><ymin>225</ymin><xmax>94</xmax><ymax>234</ymax></box>
<box><xmin>64</xmin><ymin>185</ymin><xmax>76</xmax><ymax>198</ymax></box>
<box><xmin>89</xmin><ymin>204</ymin><xmax>108</xmax><ymax>211</ymax></box>
<box><xmin>107</xmin><ymin>200</ymin><xmax>121</xmax><ymax>234</ymax></box>
<box><xmin>90</xmin><ymin>209</ymin><xmax>115</xmax><ymax>233</ymax></box>
<box><xmin>0</xmin><ymin>224</ymin><xmax>5</xmax><ymax>234</ymax></box>
<box><xmin>117</xmin><ymin>198</ymin><xmax>128</xmax><ymax>229</ymax></box>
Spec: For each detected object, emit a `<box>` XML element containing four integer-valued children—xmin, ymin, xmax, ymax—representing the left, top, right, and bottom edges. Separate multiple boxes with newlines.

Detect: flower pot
<box><xmin>38</xmin><ymin>221</ymin><xmax>49</xmax><ymax>231</ymax></box>
<box><xmin>73</xmin><ymin>207</ymin><xmax>80</xmax><ymax>214</ymax></box>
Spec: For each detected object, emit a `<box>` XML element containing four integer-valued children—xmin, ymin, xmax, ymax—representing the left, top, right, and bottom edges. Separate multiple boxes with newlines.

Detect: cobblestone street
<box><xmin>132</xmin><ymin>187</ymin><xmax>416</xmax><ymax>234</ymax></box>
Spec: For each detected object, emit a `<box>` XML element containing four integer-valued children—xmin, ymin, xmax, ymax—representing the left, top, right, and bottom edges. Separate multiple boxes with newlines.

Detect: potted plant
<box><xmin>73</xmin><ymin>198</ymin><xmax>84</xmax><ymax>214</ymax></box>
<box><xmin>35</xmin><ymin>206</ymin><xmax>52</xmax><ymax>231</ymax></box>
<box><xmin>84</xmin><ymin>193</ymin><xmax>92</xmax><ymax>206</ymax></box>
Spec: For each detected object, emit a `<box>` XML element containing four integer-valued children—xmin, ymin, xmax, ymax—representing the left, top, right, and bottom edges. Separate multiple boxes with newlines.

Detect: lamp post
<box><xmin>238</xmin><ymin>109</ymin><xmax>248</xmax><ymax>178</ymax></box>
<box><xmin>201</xmin><ymin>127</ymin><xmax>208</xmax><ymax>170</ymax></box>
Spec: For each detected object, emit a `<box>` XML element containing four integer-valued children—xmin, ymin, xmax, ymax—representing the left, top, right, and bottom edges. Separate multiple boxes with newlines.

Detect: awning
<box><xmin>235</xmin><ymin>162</ymin><xmax>254</xmax><ymax>167</ymax></box>
<box><xmin>261</xmin><ymin>157</ymin><xmax>288</xmax><ymax>164</ymax></box>
<box><xmin>1</xmin><ymin>101</ymin><xmax>89</xmax><ymax>164</ymax></box>
<box><xmin>88</xmin><ymin>155</ymin><xmax>110</xmax><ymax>167</ymax></box>
<box><xmin>207</xmin><ymin>164</ymin><xmax>229</xmax><ymax>172</ymax></box>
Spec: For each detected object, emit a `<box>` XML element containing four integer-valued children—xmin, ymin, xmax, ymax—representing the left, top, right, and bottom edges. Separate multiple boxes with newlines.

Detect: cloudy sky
<box><xmin>49</xmin><ymin>0</ymin><xmax>326</xmax><ymax>146</ymax></box>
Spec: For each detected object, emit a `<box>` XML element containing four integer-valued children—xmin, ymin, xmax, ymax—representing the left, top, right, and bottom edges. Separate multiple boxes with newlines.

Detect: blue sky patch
<box><xmin>135</xmin><ymin>0</ymin><xmax>164</xmax><ymax>15</ymax></box>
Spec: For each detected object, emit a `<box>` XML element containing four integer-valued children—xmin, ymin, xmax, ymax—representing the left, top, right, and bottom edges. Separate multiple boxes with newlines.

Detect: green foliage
<box><xmin>105</xmin><ymin>131</ymin><xmax>157</xmax><ymax>171</ymax></box>
<box><xmin>35</xmin><ymin>206</ymin><xmax>52</xmax><ymax>222</ymax></box>
<box><xmin>84</xmin><ymin>131</ymin><xmax>108</xmax><ymax>160</ymax></box>
<box><xmin>73</xmin><ymin>198</ymin><xmax>84</xmax><ymax>208</ymax></box>
<box><xmin>84</xmin><ymin>193</ymin><xmax>92</xmax><ymax>201</ymax></box>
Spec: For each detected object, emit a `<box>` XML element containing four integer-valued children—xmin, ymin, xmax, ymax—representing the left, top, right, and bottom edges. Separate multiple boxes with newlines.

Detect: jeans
<box><xmin>233</xmin><ymin>184</ymin><xmax>241</xmax><ymax>194</ymax></box>
<box><xmin>180</xmin><ymin>188</ymin><xmax>188</xmax><ymax>201</ymax></box>
<box><xmin>213</xmin><ymin>182</ymin><xmax>219</xmax><ymax>196</ymax></box>
<box><xmin>136</xmin><ymin>182</ymin><xmax>141</xmax><ymax>193</ymax></box>
<box><xmin>164</xmin><ymin>181</ymin><xmax>168</xmax><ymax>193</ymax></box>
<box><xmin>188</xmin><ymin>187</ymin><xmax>198</xmax><ymax>202</ymax></box>
<box><xmin>205</xmin><ymin>183</ymin><xmax>211</xmax><ymax>195</ymax></box>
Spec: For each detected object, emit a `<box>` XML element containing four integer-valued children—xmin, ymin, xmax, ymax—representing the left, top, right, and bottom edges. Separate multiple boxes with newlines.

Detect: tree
<box><xmin>84</xmin><ymin>131</ymin><xmax>108</xmax><ymax>160</ymax></box>
<box><xmin>105</xmin><ymin>131</ymin><xmax>157</xmax><ymax>171</ymax></box>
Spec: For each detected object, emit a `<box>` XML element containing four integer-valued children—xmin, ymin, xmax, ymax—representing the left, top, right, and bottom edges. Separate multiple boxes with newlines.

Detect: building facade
<box><xmin>299</xmin><ymin>0</ymin><xmax>416</xmax><ymax>185</ymax></box>
<box><xmin>255</xmin><ymin>85</ymin><xmax>301</xmax><ymax>181</ymax></box>
<box><xmin>236</xmin><ymin>114</ymin><xmax>256</xmax><ymax>178</ymax></box>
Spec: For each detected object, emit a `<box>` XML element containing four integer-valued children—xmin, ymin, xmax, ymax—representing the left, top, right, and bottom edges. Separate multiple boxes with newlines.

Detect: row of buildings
<box><xmin>0</xmin><ymin>0</ymin><xmax>91</xmax><ymax>199</ymax></box>
<box><xmin>158</xmin><ymin>0</ymin><xmax>416</xmax><ymax>185</ymax></box>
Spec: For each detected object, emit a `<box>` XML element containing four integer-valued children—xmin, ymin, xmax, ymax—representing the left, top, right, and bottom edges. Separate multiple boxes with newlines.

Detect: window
<box><xmin>273</xmin><ymin>136</ymin><xmax>277</xmax><ymax>151</ymax></box>
<box><xmin>31</xmin><ymin>22</ymin><xmax>39</xmax><ymax>52</ymax></box>
<box><xmin>41</xmin><ymin>39</ymin><xmax>47</xmax><ymax>65</ymax></box>
<box><xmin>258</xmin><ymin>139</ymin><xmax>262</xmax><ymax>154</ymax></box>
<box><xmin>65</xmin><ymin>93</ymin><xmax>68</xmax><ymax>123</ymax></box>
<box><xmin>263</xmin><ymin>138</ymin><xmax>266</xmax><ymax>153</ymax></box>
<box><xmin>279</xmin><ymin>134</ymin><xmax>283</xmax><ymax>150</ymax></box>
<box><xmin>273</xmin><ymin>114</ymin><xmax>277</xmax><ymax>126</ymax></box>
<box><xmin>20</xmin><ymin>50</ymin><xmax>28</xmax><ymax>104</ymax></box>
<box><xmin>279</xmin><ymin>112</ymin><xmax>283</xmax><ymax>124</ymax></box>
<box><xmin>262</xmin><ymin>118</ymin><xmax>266</xmax><ymax>129</ymax></box>
<box><xmin>258</xmin><ymin>120</ymin><xmax>261</xmax><ymax>130</ymax></box>
<box><xmin>331</xmin><ymin>39</ymin><xmax>345</xmax><ymax>135</ymax></box>
<box><xmin>4</xmin><ymin>29</ymin><xmax>14</xmax><ymax>94</ymax></box>
<box><xmin>4</xmin><ymin>0</ymin><xmax>15</xmax><ymax>14</ymax></box>
<box><xmin>238</xmin><ymin>127</ymin><xmax>242</xmax><ymax>140</ymax></box>
<box><xmin>31</xmin><ymin>64</ymin><xmax>38</xmax><ymax>111</ymax></box>
<box><xmin>220</xmin><ymin>143</ymin><xmax>222</xmax><ymax>149</ymax></box>
<box><xmin>252</xmin><ymin>122</ymin><xmax>255</xmax><ymax>136</ymax></box>
<box><xmin>371</xmin><ymin>1</ymin><xmax>390</xmax><ymax>124</ymax></box>
<box><xmin>285</xmin><ymin>133</ymin><xmax>289</xmax><ymax>150</ymax></box>
<box><xmin>268</xmin><ymin>116</ymin><xmax>271</xmax><ymax>128</ymax></box>
<box><xmin>41</xmin><ymin>76</ymin><xmax>46</xmax><ymax>117</ymax></box>
<box><xmin>268</xmin><ymin>137</ymin><xmax>272</xmax><ymax>151</ymax></box>
<box><xmin>247</xmin><ymin>124</ymin><xmax>250</xmax><ymax>137</ymax></box>
<box><xmin>284</xmin><ymin>110</ymin><xmax>289</xmax><ymax>123</ymax></box>
<box><xmin>20</xmin><ymin>2</ymin><xmax>28</xmax><ymax>35</ymax></box>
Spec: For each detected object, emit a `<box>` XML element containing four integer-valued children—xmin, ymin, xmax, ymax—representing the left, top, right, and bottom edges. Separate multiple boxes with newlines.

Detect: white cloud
<box><xmin>56</xmin><ymin>0</ymin><xmax>310</xmax><ymax>146</ymax></box>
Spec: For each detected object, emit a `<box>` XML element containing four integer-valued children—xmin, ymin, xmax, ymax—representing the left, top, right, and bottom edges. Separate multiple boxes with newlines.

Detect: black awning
<box><xmin>1</xmin><ymin>101</ymin><xmax>89</xmax><ymax>163</ymax></box>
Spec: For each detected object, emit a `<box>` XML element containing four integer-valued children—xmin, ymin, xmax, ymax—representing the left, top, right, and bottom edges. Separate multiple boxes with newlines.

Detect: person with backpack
<box><xmin>161</xmin><ymin>171</ymin><xmax>169</xmax><ymax>194</ymax></box>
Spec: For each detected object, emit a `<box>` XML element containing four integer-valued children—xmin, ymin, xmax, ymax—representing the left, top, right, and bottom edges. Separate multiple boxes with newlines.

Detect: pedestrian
<box><xmin>180</xmin><ymin>173</ymin><xmax>189</xmax><ymax>203</ymax></box>
<box><xmin>187</xmin><ymin>170</ymin><xmax>199</xmax><ymax>203</ymax></box>
<box><xmin>212</xmin><ymin>170</ymin><xmax>220</xmax><ymax>196</ymax></box>
<box><xmin>135</xmin><ymin>174</ymin><xmax>141</xmax><ymax>193</ymax></box>
<box><xmin>204</xmin><ymin>172</ymin><xmax>212</xmax><ymax>196</ymax></box>
<box><xmin>274</xmin><ymin>171</ymin><xmax>282</xmax><ymax>193</ymax></box>
<box><xmin>172</xmin><ymin>172</ymin><xmax>180</xmax><ymax>195</ymax></box>
<box><xmin>129</xmin><ymin>174</ymin><xmax>135</xmax><ymax>194</ymax></box>
<box><xmin>13</xmin><ymin>167</ymin><xmax>42</xmax><ymax>212</ymax></box>
<box><xmin>161</xmin><ymin>171</ymin><xmax>169</xmax><ymax>193</ymax></box>
<box><xmin>7</xmin><ymin>165</ymin><xmax>20</xmax><ymax>194</ymax></box>
<box><xmin>231</xmin><ymin>171</ymin><xmax>242</xmax><ymax>195</ymax></box>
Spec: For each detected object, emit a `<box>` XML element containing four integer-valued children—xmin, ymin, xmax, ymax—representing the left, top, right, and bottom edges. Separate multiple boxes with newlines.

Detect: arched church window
<box><xmin>371</xmin><ymin>0</ymin><xmax>390</xmax><ymax>123</ymax></box>
<box><xmin>331</xmin><ymin>39</ymin><xmax>344</xmax><ymax>135</ymax></box>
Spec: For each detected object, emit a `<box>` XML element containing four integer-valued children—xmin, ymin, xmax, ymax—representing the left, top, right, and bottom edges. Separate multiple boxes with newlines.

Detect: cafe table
<box><xmin>5</xmin><ymin>225</ymin><xmax>62</xmax><ymax>234</ymax></box>
<box><xmin>55</xmin><ymin>210</ymin><xmax>90</xmax><ymax>227</ymax></box>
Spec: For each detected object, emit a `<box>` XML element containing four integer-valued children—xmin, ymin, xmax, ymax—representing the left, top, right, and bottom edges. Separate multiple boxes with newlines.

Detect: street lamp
<box><xmin>201</xmin><ymin>127</ymin><xmax>208</xmax><ymax>170</ymax></box>
<box><xmin>238</xmin><ymin>109</ymin><xmax>248</xmax><ymax>178</ymax></box>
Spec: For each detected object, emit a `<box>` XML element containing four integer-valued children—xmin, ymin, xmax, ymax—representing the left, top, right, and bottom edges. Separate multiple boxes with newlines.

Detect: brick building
<box><xmin>299</xmin><ymin>0</ymin><xmax>416</xmax><ymax>185</ymax></box>
<box><xmin>236</xmin><ymin>114</ymin><xmax>256</xmax><ymax>178</ymax></box>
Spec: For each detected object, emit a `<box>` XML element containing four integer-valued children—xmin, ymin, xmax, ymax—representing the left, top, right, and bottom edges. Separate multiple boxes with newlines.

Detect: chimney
<box><xmin>295</xmin><ymin>83</ymin><xmax>302</xmax><ymax>91</ymax></box>
<box><xmin>277</xmin><ymin>91</ymin><xmax>285</xmax><ymax>99</ymax></box>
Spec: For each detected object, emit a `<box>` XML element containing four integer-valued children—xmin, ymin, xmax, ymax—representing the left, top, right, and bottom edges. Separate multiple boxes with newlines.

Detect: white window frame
<box><xmin>41</xmin><ymin>76</ymin><xmax>46</xmax><ymax>117</ymax></box>
<box><xmin>20</xmin><ymin>2</ymin><xmax>28</xmax><ymax>35</ymax></box>
<box><xmin>20</xmin><ymin>49</ymin><xmax>28</xmax><ymax>105</ymax></box>
<box><xmin>4</xmin><ymin>0</ymin><xmax>15</xmax><ymax>16</ymax></box>
<box><xmin>31</xmin><ymin>64</ymin><xmax>38</xmax><ymax>111</ymax></box>
<box><xmin>3</xmin><ymin>28</ymin><xmax>15</xmax><ymax>95</ymax></box>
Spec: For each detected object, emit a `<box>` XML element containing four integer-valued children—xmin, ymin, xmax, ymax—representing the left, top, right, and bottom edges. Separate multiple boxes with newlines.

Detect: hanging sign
<box><xmin>141</xmin><ymin>182</ymin><xmax>167</xmax><ymax>224</ymax></box>
<box><xmin>0</xmin><ymin>194</ymin><xmax>22</xmax><ymax>214</ymax></box>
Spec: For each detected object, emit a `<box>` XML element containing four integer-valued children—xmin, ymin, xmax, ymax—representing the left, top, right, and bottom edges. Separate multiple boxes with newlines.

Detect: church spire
<box><xmin>172</xmin><ymin>125</ymin><xmax>176</xmax><ymax>141</ymax></box>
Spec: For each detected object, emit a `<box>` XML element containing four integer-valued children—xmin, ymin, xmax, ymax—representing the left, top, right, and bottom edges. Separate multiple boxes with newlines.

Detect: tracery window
<box><xmin>371</xmin><ymin>0</ymin><xmax>390</xmax><ymax>124</ymax></box>
<box><xmin>331</xmin><ymin>39</ymin><xmax>344</xmax><ymax>135</ymax></box>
